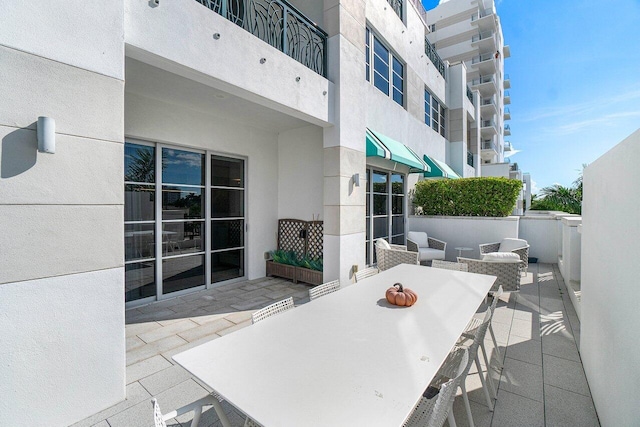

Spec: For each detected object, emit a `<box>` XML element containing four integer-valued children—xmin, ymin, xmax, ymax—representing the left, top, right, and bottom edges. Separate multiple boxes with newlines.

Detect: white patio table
<box><xmin>173</xmin><ymin>264</ymin><xmax>495</xmax><ymax>427</ymax></box>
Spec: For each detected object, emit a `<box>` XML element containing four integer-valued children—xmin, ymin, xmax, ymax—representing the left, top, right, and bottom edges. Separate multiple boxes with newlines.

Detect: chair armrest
<box><xmin>428</xmin><ymin>237</ymin><xmax>446</xmax><ymax>251</ymax></box>
<box><xmin>390</xmin><ymin>244</ymin><xmax>407</xmax><ymax>251</ymax></box>
<box><xmin>479</xmin><ymin>242</ymin><xmax>500</xmax><ymax>254</ymax></box>
<box><xmin>406</xmin><ymin>239</ymin><xmax>419</xmax><ymax>253</ymax></box>
<box><xmin>512</xmin><ymin>246</ymin><xmax>530</xmax><ymax>266</ymax></box>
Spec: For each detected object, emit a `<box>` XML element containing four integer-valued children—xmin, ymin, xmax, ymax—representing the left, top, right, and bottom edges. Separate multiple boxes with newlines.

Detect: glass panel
<box><xmin>391</xmin><ymin>173</ymin><xmax>404</xmax><ymax>194</ymax></box>
<box><xmin>162</xmin><ymin>148</ymin><xmax>205</xmax><ymax>186</ymax></box>
<box><xmin>162</xmin><ymin>222</ymin><xmax>204</xmax><ymax>256</ymax></box>
<box><xmin>393</xmin><ymin>89</ymin><xmax>403</xmax><ymax>106</ymax></box>
<box><xmin>391</xmin><ymin>235</ymin><xmax>405</xmax><ymax>245</ymax></box>
<box><xmin>125</xmin><ymin>184</ymin><xmax>155</xmax><ymax>222</ymax></box>
<box><xmin>211</xmin><ymin>188</ymin><xmax>244</xmax><ymax>218</ymax></box>
<box><xmin>125</xmin><ymin>143</ymin><xmax>155</xmax><ymax>183</ymax></box>
<box><xmin>365</xmin><ymin>28</ymin><xmax>370</xmax><ymax>82</ymax></box>
<box><xmin>366</xmin><ymin>191</ymin><xmax>370</xmax><ymax>216</ymax></box>
<box><xmin>373</xmin><ymin>71</ymin><xmax>389</xmax><ymax>95</ymax></box>
<box><xmin>162</xmin><ymin>186</ymin><xmax>203</xmax><ymax>220</ymax></box>
<box><xmin>125</xmin><ymin>223</ymin><xmax>155</xmax><ymax>261</ymax></box>
<box><xmin>393</xmin><ymin>73</ymin><xmax>403</xmax><ymax>89</ymax></box>
<box><xmin>211</xmin><ymin>156</ymin><xmax>244</xmax><ymax>188</ymax></box>
<box><xmin>392</xmin><ymin>195</ymin><xmax>404</xmax><ymax>214</ymax></box>
<box><xmin>373</xmin><ymin>37</ymin><xmax>389</xmax><ymax>66</ymax></box>
<box><xmin>162</xmin><ymin>255</ymin><xmax>205</xmax><ymax>294</ymax></box>
<box><xmin>373</xmin><ymin>217</ymin><xmax>388</xmax><ymax>239</ymax></box>
<box><xmin>392</xmin><ymin>215</ymin><xmax>404</xmax><ymax>235</ymax></box>
<box><xmin>393</xmin><ymin>57</ymin><xmax>403</xmax><ymax>76</ymax></box>
<box><xmin>372</xmin><ymin>171</ymin><xmax>387</xmax><ymax>193</ymax></box>
<box><xmin>125</xmin><ymin>262</ymin><xmax>156</xmax><ymax>302</ymax></box>
<box><xmin>366</xmin><ymin>217</ymin><xmax>370</xmax><ymax>240</ymax></box>
<box><xmin>212</xmin><ymin>249</ymin><xmax>244</xmax><ymax>283</ymax></box>
<box><xmin>373</xmin><ymin>194</ymin><xmax>388</xmax><ymax>215</ymax></box>
<box><xmin>211</xmin><ymin>219</ymin><xmax>244</xmax><ymax>250</ymax></box>
<box><xmin>366</xmin><ymin>241</ymin><xmax>370</xmax><ymax>266</ymax></box>
<box><xmin>373</xmin><ymin>55</ymin><xmax>389</xmax><ymax>76</ymax></box>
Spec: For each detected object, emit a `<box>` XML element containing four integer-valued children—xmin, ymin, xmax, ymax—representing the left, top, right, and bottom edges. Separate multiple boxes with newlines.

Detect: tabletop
<box><xmin>173</xmin><ymin>264</ymin><xmax>495</xmax><ymax>427</ymax></box>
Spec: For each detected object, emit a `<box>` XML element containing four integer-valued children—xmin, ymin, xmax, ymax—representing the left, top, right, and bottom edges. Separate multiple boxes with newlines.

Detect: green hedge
<box><xmin>412</xmin><ymin>177</ymin><xmax>521</xmax><ymax>217</ymax></box>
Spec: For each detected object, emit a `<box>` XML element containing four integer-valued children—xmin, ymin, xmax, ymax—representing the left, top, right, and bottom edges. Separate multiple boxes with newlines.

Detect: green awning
<box><xmin>423</xmin><ymin>155</ymin><xmax>461</xmax><ymax>179</ymax></box>
<box><xmin>366</xmin><ymin>129</ymin><xmax>429</xmax><ymax>173</ymax></box>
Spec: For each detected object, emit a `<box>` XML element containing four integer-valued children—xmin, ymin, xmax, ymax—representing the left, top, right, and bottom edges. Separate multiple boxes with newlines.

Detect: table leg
<box><xmin>210</xmin><ymin>399</ymin><xmax>232</xmax><ymax>427</ymax></box>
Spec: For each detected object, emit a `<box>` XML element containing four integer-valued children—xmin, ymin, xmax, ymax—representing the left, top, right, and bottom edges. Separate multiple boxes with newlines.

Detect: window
<box><xmin>365</xmin><ymin>169</ymin><xmax>405</xmax><ymax>265</ymax></box>
<box><xmin>424</xmin><ymin>89</ymin><xmax>446</xmax><ymax>137</ymax></box>
<box><xmin>366</xmin><ymin>28</ymin><xmax>404</xmax><ymax>107</ymax></box>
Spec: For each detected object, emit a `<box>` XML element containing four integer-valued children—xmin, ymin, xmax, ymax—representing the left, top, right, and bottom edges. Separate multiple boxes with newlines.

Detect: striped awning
<box><xmin>423</xmin><ymin>155</ymin><xmax>462</xmax><ymax>179</ymax></box>
<box><xmin>366</xmin><ymin>129</ymin><xmax>430</xmax><ymax>173</ymax></box>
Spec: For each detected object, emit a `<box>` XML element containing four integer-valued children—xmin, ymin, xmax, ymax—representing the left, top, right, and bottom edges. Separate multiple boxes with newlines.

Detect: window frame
<box><xmin>366</xmin><ymin>27</ymin><xmax>405</xmax><ymax>108</ymax></box>
<box><xmin>424</xmin><ymin>89</ymin><xmax>447</xmax><ymax>137</ymax></box>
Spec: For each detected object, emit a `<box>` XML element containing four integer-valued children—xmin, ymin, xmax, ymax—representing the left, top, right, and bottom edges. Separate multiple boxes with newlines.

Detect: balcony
<box><xmin>470</xmin><ymin>7</ymin><xmax>496</xmax><ymax>32</ymax></box>
<box><xmin>471</xmin><ymin>74</ymin><xmax>498</xmax><ymax>97</ymax></box>
<box><xmin>505</xmin><ymin>124</ymin><xmax>511</xmax><ymax>136</ymax></box>
<box><xmin>425</xmin><ymin>38</ymin><xmax>446</xmax><ymax>78</ymax></box>
<box><xmin>471</xmin><ymin>31</ymin><xmax>497</xmax><ymax>51</ymax></box>
<box><xmin>503</xmin><ymin>44</ymin><xmax>511</xmax><ymax>58</ymax></box>
<box><xmin>504</xmin><ymin>107</ymin><xmax>511</xmax><ymax>120</ymax></box>
<box><xmin>504</xmin><ymin>90</ymin><xmax>511</xmax><ymax>105</ymax></box>
<box><xmin>481</xmin><ymin>120</ymin><xmax>498</xmax><ymax>138</ymax></box>
<box><xmin>466</xmin><ymin>86</ymin><xmax>474</xmax><ymax>104</ymax></box>
<box><xmin>471</xmin><ymin>52</ymin><xmax>497</xmax><ymax>74</ymax></box>
<box><xmin>504</xmin><ymin>73</ymin><xmax>511</xmax><ymax>89</ymax></box>
<box><xmin>195</xmin><ymin>0</ymin><xmax>328</xmax><ymax>76</ymax></box>
<box><xmin>480</xmin><ymin>97</ymin><xmax>497</xmax><ymax>116</ymax></box>
<box><xmin>386</xmin><ymin>0</ymin><xmax>403</xmax><ymax>20</ymax></box>
<box><xmin>467</xmin><ymin>150</ymin><xmax>474</xmax><ymax>167</ymax></box>
<box><xmin>504</xmin><ymin>141</ymin><xmax>512</xmax><ymax>151</ymax></box>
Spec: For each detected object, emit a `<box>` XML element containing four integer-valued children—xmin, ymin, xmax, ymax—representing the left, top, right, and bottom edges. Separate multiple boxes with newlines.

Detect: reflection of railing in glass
<box><xmin>386</xmin><ymin>0</ymin><xmax>403</xmax><ymax>19</ymax></box>
<box><xmin>467</xmin><ymin>151</ymin><xmax>474</xmax><ymax>167</ymax></box>
<box><xmin>194</xmin><ymin>0</ymin><xmax>328</xmax><ymax>76</ymax></box>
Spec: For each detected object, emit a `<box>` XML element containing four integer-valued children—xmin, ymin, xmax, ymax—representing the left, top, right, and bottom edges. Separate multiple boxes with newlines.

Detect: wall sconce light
<box><xmin>353</xmin><ymin>173</ymin><xmax>360</xmax><ymax>187</ymax></box>
<box><xmin>295</xmin><ymin>76</ymin><xmax>301</xmax><ymax>82</ymax></box>
<box><xmin>260</xmin><ymin>58</ymin><xmax>267</xmax><ymax>64</ymax></box>
<box><xmin>213</xmin><ymin>33</ymin><xmax>220</xmax><ymax>40</ymax></box>
<box><xmin>37</xmin><ymin>116</ymin><xmax>55</xmax><ymax>154</ymax></box>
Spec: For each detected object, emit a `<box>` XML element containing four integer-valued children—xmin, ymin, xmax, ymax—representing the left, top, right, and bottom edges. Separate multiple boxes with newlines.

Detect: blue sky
<box><xmin>423</xmin><ymin>0</ymin><xmax>640</xmax><ymax>193</ymax></box>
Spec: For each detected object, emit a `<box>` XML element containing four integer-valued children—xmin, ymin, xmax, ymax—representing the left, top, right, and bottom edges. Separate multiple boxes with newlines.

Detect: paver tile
<box><xmin>139</xmin><ymin>364</ymin><xmax>192</xmax><ymax>396</ymax></box>
<box><xmin>510</xmin><ymin>317</ymin><xmax>541</xmax><ymax>341</ymax></box>
<box><xmin>70</xmin><ymin>382</ymin><xmax>150</xmax><ymax>427</ymax></box>
<box><xmin>127</xmin><ymin>335</ymin><xmax>189</xmax><ymax>366</ymax></box>
<box><xmin>125</xmin><ymin>321</ymin><xmax>163</xmax><ymax>338</ymax></box>
<box><xmin>505</xmin><ymin>334</ymin><xmax>542</xmax><ymax>366</ymax></box>
<box><xmin>127</xmin><ymin>354</ymin><xmax>173</xmax><ymax>384</ymax></box>
<box><xmin>543</xmin><ymin>354</ymin><xmax>591</xmax><ymax>396</ymax></box>
<box><xmin>541</xmin><ymin>331</ymin><xmax>580</xmax><ymax>362</ymax></box>
<box><xmin>497</xmin><ymin>357</ymin><xmax>544</xmax><ymax>402</ymax></box>
<box><xmin>127</xmin><ymin>335</ymin><xmax>146</xmax><ymax>351</ymax></box>
<box><xmin>544</xmin><ymin>384</ymin><xmax>600</xmax><ymax>427</ymax></box>
<box><xmin>178</xmin><ymin>318</ymin><xmax>235</xmax><ymax>342</ymax></box>
<box><xmin>491</xmin><ymin>390</ymin><xmax>544</xmax><ymax>427</ymax></box>
<box><xmin>138</xmin><ymin>319</ymin><xmax>200</xmax><ymax>344</ymax></box>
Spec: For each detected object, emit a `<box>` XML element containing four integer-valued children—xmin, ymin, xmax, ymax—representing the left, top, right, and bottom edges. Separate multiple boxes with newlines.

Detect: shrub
<box><xmin>412</xmin><ymin>177</ymin><xmax>521</xmax><ymax>217</ymax></box>
<box><xmin>270</xmin><ymin>250</ymin><xmax>323</xmax><ymax>271</ymax></box>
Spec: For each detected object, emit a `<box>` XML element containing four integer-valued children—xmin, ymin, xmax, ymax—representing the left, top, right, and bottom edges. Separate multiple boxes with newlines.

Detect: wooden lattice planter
<box><xmin>295</xmin><ymin>267</ymin><xmax>323</xmax><ymax>286</ymax></box>
<box><xmin>266</xmin><ymin>260</ymin><xmax>296</xmax><ymax>282</ymax></box>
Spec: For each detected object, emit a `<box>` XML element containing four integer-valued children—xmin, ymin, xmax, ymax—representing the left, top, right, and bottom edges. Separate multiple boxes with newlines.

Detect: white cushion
<box><xmin>376</xmin><ymin>239</ymin><xmax>391</xmax><ymax>250</ymax></box>
<box><xmin>407</xmin><ymin>231</ymin><xmax>429</xmax><ymax>248</ymax></box>
<box><xmin>499</xmin><ymin>238</ymin><xmax>528</xmax><ymax>252</ymax></box>
<box><xmin>418</xmin><ymin>247</ymin><xmax>445</xmax><ymax>262</ymax></box>
<box><xmin>482</xmin><ymin>252</ymin><xmax>521</xmax><ymax>262</ymax></box>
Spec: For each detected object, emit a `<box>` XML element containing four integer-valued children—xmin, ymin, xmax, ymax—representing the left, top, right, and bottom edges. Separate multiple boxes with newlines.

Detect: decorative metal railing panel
<box><xmin>467</xmin><ymin>151</ymin><xmax>474</xmax><ymax>167</ymax></box>
<box><xmin>387</xmin><ymin>0</ymin><xmax>403</xmax><ymax>19</ymax></box>
<box><xmin>466</xmin><ymin>87</ymin><xmax>474</xmax><ymax>104</ymax></box>
<box><xmin>424</xmin><ymin>38</ymin><xmax>446</xmax><ymax>78</ymax></box>
<box><xmin>195</xmin><ymin>0</ymin><xmax>327</xmax><ymax>77</ymax></box>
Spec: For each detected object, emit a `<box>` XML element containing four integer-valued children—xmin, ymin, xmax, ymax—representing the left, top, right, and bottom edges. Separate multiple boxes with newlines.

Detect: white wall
<box><xmin>278</xmin><ymin>126</ymin><xmax>324</xmax><ymax>220</ymax></box>
<box><xmin>408</xmin><ymin>215</ymin><xmax>519</xmax><ymax>260</ymax></box>
<box><xmin>581</xmin><ymin>129</ymin><xmax>640</xmax><ymax>427</ymax></box>
<box><xmin>125</xmin><ymin>91</ymin><xmax>280</xmax><ymax>280</ymax></box>
<box><xmin>519</xmin><ymin>215</ymin><xmax>559</xmax><ymax>263</ymax></box>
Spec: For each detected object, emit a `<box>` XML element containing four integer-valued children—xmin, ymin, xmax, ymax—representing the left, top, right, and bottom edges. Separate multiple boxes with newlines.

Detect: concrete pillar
<box><xmin>322</xmin><ymin>0</ymin><xmax>367</xmax><ymax>285</ymax></box>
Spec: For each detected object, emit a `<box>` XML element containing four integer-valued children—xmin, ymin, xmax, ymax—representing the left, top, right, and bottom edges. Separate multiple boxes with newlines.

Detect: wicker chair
<box><xmin>431</xmin><ymin>260</ymin><xmax>468</xmax><ymax>272</ymax></box>
<box><xmin>152</xmin><ymin>396</ymin><xmax>221</xmax><ymax>427</ymax></box>
<box><xmin>251</xmin><ymin>297</ymin><xmax>294</xmax><ymax>324</ymax></box>
<box><xmin>309</xmin><ymin>279</ymin><xmax>340</xmax><ymax>301</ymax></box>
<box><xmin>375</xmin><ymin>239</ymin><xmax>419</xmax><ymax>271</ymax></box>
<box><xmin>354</xmin><ymin>266</ymin><xmax>379</xmax><ymax>282</ymax></box>
<box><xmin>458</xmin><ymin>257</ymin><xmax>524</xmax><ymax>293</ymax></box>
<box><xmin>403</xmin><ymin>348</ymin><xmax>469</xmax><ymax>427</ymax></box>
<box><xmin>406</xmin><ymin>231</ymin><xmax>447</xmax><ymax>265</ymax></box>
<box><xmin>479</xmin><ymin>238</ymin><xmax>529</xmax><ymax>272</ymax></box>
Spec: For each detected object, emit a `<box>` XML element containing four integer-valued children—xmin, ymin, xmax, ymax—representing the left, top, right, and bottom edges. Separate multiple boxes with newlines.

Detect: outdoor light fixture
<box><xmin>260</xmin><ymin>58</ymin><xmax>266</xmax><ymax>64</ymax></box>
<box><xmin>353</xmin><ymin>173</ymin><xmax>360</xmax><ymax>187</ymax></box>
<box><xmin>37</xmin><ymin>116</ymin><xmax>55</xmax><ymax>154</ymax></box>
<box><xmin>296</xmin><ymin>76</ymin><xmax>301</xmax><ymax>82</ymax></box>
<box><xmin>213</xmin><ymin>33</ymin><xmax>220</xmax><ymax>40</ymax></box>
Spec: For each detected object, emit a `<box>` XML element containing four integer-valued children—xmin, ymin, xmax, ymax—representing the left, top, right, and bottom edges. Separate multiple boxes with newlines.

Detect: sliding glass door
<box><xmin>124</xmin><ymin>141</ymin><xmax>246</xmax><ymax>304</ymax></box>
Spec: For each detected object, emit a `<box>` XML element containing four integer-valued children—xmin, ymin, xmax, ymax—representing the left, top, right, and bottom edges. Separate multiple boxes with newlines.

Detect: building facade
<box><xmin>0</xmin><ymin>0</ymin><xmax>481</xmax><ymax>424</ymax></box>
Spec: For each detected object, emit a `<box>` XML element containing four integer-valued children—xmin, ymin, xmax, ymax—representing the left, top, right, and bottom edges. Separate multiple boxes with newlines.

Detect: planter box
<box><xmin>295</xmin><ymin>267</ymin><xmax>323</xmax><ymax>286</ymax></box>
<box><xmin>266</xmin><ymin>260</ymin><xmax>297</xmax><ymax>282</ymax></box>
<box><xmin>266</xmin><ymin>261</ymin><xmax>323</xmax><ymax>285</ymax></box>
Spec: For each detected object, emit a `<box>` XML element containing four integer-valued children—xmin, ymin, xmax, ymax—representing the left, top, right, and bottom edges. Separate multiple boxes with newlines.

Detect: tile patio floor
<box><xmin>75</xmin><ymin>264</ymin><xmax>599</xmax><ymax>427</ymax></box>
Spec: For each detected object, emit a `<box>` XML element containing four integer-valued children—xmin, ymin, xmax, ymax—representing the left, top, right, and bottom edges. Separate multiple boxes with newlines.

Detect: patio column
<box><xmin>322</xmin><ymin>0</ymin><xmax>367</xmax><ymax>285</ymax></box>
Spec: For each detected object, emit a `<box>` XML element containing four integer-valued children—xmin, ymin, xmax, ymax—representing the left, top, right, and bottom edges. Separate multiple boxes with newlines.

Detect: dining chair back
<box><xmin>354</xmin><ymin>266</ymin><xmax>380</xmax><ymax>282</ymax></box>
<box><xmin>309</xmin><ymin>280</ymin><xmax>340</xmax><ymax>300</ymax></box>
<box><xmin>152</xmin><ymin>396</ymin><xmax>219</xmax><ymax>427</ymax></box>
<box><xmin>431</xmin><ymin>260</ymin><xmax>468</xmax><ymax>272</ymax></box>
<box><xmin>251</xmin><ymin>297</ymin><xmax>294</xmax><ymax>324</ymax></box>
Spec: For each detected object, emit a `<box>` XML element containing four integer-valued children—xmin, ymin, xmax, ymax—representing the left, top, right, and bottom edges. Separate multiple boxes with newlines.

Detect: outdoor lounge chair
<box><xmin>309</xmin><ymin>279</ymin><xmax>340</xmax><ymax>300</ymax></box>
<box><xmin>431</xmin><ymin>260</ymin><xmax>468</xmax><ymax>272</ymax></box>
<box><xmin>479</xmin><ymin>238</ymin><xmax>529</xmax><ymax>271</ymax></box>
<box><xmin>406</xmin><ymin>231</ymin><xmax>446</xmax><ymax>265</ymax></box>
<box><xmin>458</xmin><ymin>256</ymin><xmax>524</xmax><ymax>293</ymax></box>
<box><xmin>375</xmin><ymin>239</ymin><xmax>419</xmax><ymax>271</ymax></box>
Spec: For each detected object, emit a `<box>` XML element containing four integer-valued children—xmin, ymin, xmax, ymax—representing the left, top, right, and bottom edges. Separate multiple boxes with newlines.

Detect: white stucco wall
<box><xmin>581</xmin><ymin>129</ymin><xmax>640</xmax><ymax>427</ymax></box>
<box><xmin>408</xmin><ymin>215</ymin><xmax>519</xmax><ymax>260</ymax></box>
<box><xmin>278</xmin><ymin>126</ymin><xmax>324</xmax><ymax>221</ymax></box>
<box><xmin>125</xmin><ymin>91</ymin><xmax>281</xmax><ymax>280</ymax></box>
<box><xmin>518</xmin><ymin>215</ymin><xmax>559</xmax><ymax>263</ymax></box>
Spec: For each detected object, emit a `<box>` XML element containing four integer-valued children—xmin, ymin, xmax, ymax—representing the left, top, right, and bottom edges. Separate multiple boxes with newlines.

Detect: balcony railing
<box><xmin>407</xmin><ymin>0</ymin><xmax>428</xmax><ymax>26</ymax></box>
<box><xmin>195</xmin><ymin>0</ymin><xmax>328</xmax><ymax>77</ymax></box>
<box><xmin>482</xmin><ymin>140</ymin><xmax>498</xmax><ymax>152</ymax></box>
<box><xmin>482</xmin><ymin>120</ymin><xmax>496</xmax><ymax>128</ymax></box>
<box><xmin>481</xmin><ymin>97</ymin><xmax>494</xmax><ymax>106</ymax></box>
<box><xmin>472</xmin><ymin>52</ymin><xmax>494</xmax><ymax>64</ymax></box>
<box><xmin>387</xmin><ymin>0</ymin><xmax>402</xmax><ymax>19</ymax></box>
<box><xmin>471</xmin><ymin>8</ymin><xmax>493</xmax><ymax>21</ymax></box>
<box><xmin>466</xmin><ymin>86</ymin><xmax>474</xmax><ymax>104</ymax></box>
<box><xmin>467</xmin><ymin>150</ymin><xmax>474</xmax><ymax>167</ymax></box>
<box><xmin>472</xmin><ymin>75</ymin><xmax>495</xmax><ymax>85</ymax></box>
<box><xmin>425</xmin><ymin>38</ymin><xmax>446</xmax><ymax>78</ymax></box>
<box><xmin>472</xmin><ymin>31</ymin><xmax>494</xmax><ymax>42</ymax></box>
